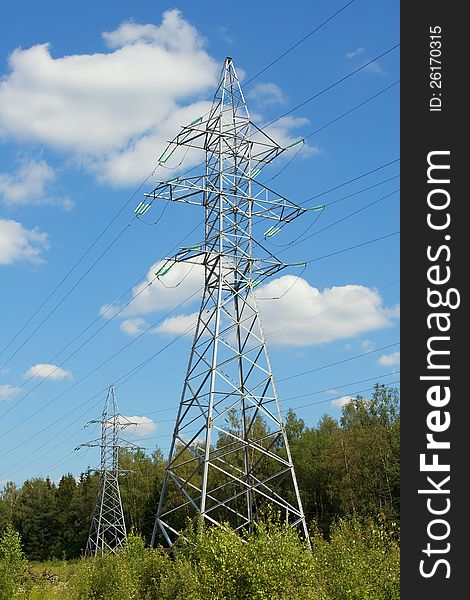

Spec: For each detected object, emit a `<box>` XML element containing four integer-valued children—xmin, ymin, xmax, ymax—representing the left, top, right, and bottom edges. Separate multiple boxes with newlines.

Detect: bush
<box><xmin>49</xmin><ymin>519</ymin><xmax>399</xmax><ymax>600</ymax></box>
<box><xmin>175</xmin><ymin>521</ymin><xmax>319</xmax><ymax>600</ymax></box>
<box><xmin>311</xmin><ymin>517</ymin><xmax>400</xmax><ymax>600</ymax></box>
<box><xmin>70</xmin><ymin>534</ymin><xmax>198</xmax><ymax>600</ymax></box>
<box><xmin>0</xmin><ymin>524</ymin><xmax>28</xmax><ymax>599</ymax></box>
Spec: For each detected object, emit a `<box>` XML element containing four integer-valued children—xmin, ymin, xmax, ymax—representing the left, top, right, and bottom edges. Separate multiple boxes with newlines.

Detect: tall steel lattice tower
<box><xmin>79</xmin><ymin>385</ymin><xmax>135</xmax><ymax>556</ymax></box>
<box><xmin>145</xmin><ymin>58</ymin><xmax>309</xmax><ymax>547</ymax></box>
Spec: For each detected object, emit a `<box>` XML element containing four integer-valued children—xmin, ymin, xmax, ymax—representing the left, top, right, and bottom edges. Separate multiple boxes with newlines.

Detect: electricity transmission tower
<box><xmin>78</xmin><ymin>385</ymin><xmax>137</xmax><ymax>556</ymax></box>
<box><xmin>145</xmin><ymin>57</ymin><xmax>310</xmax><ymax>547</ymax></box>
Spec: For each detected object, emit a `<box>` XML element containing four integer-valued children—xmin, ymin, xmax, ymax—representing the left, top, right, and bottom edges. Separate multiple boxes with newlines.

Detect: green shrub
<box><xmin>175</xmin><ymin>521</ymin><xmax>319</xmax><ymax>600</ymax></box>
<box><xmin>0</xmin><ymin>524</ymin><xmax>28</xmax><ymax>599</ymax></box>
<box><xmin>37</xmin><ymin>519</ymin><xmax>399</xmax><ymax>600</ymax></box>
<box><xmin>311</xmin><ymin>517</ymin><xmax>400</xmax><ymax>600</ymax></box>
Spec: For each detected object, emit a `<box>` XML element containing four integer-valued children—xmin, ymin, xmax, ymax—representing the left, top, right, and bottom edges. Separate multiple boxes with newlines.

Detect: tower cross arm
<box><xmin>142</xmin><ymin>178</ymin><xmax>306</xmax><ymax>223</ymax></box>
<box><xmin>144</xmin><ymin>176</ymin><xmax>205</xmax><ymax>207</ymax></box>
<box><xmin>248</xmin><ymin>181</ymin><xmax>307</xmax><ymax>223</ymax></box>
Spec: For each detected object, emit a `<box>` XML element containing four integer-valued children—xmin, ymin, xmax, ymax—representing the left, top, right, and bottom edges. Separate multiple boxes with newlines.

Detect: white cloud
<box><xmin>248</xmin><ymin>82</ymin><xmax>287</xmax><ymax>106</ymax></box>
<box><xmin>377</xmin><ymin>351</ymin><xmax>400</xmax><ymax>367</ymax></box>
<box><xmin>120</xmin><ymin>317</ymin><xmax>148</xmax><ymax>336</ymax></box>
<box><xmin>147</xmin><ymin>276</ymin><xmax>396</xmax><ymax>348</ymax></box>
<box><xmin>332</xmin><ymin>395</ymin><xmax>354</xmax><ymax>408</ymax></box>
<box><xmin>23</xmin><ymin>363</ymin><xmax>73</xmax><ymax>381</ymax></box>
<box><xmin>345</xmin><ymin>47</ymin><xmax>364</xmax><ymax>59</ymax></box>
<box><xmin>255</xmin><ymin>277</ymin><xmax>396</xmax><ymax>347</ymax></box>
<box><xmin>104</xmin><ymin>258</ymin><xmax>204</xmax><ymax>318</ymax></box>
<box><xmin>385</xmin><ymin>304</ymin><xmax>400</xmax><ymax>319</ymax></box>
<box><xmin>0</xmin><ymin>384</ymin><xmax>19</xmax><ymax>401</ymax></box>
<box><xmin>153</xmin><ymin>311</ymin><xmax>199</xmax><ymax>336</ymax></box>
<box><xmin>0</xmin><ymin>219</ymin><xmax>49</xmax><ymax>265</ymax></box>
<box><xmin>262</xmin><ymin>116</ymin><xmax>319</xmax><ymax>157</ymax></box>
<box><xmin>363</xmin><ymin>60</ymin><xmax>385</xmax><ymax>74</ymax></box>
<box><xmin>89</xmin><ymin>100</ymin><xmax>211</xmax><ymax>186</ymax></box>
<box><xmin>0</xmin><ymin>10</ymin><xmax>219</xmax><ymax>188</ymax></box>
<box><xmin>216</xmin><ymin>25</ymin><xmax>235</xmax><ymax>45</ymax></box>
<box><xmin>120</xmin><ymin>415</ymin><xmax>157</xmax><ymax>437</ymax></box>
<box><xmin>0</xmin><ymin>11</ymin><xmax>314</xmax><ymax>188</ymax></box>
<box><xmin>0</xmin><ymin>159</ymin><xmax>72</xmax><ymax>209</ymax></box>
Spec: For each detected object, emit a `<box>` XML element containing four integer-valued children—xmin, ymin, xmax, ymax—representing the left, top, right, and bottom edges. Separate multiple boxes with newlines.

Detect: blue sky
<box><xmin>0</xmin><ymin>0</ymin><xmax>399</xmax><ymax>485</ymax></box>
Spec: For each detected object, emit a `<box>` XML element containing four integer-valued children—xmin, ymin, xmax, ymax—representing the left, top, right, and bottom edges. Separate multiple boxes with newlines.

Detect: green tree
<box><xmin>14</xmin><ymin>477</ymin><xmax>59</xmax><ymax>560</ymax></box>
<box><xmin>0</xmin><ymin>481</ymin><xmax>18</xmax><ymax>533</ymax></box>
<box><xmin>0</xmin><ymin>524</ymin><xmax>28</xmax><ymax>599</ymax></box>
<box><xmin>53</xmin><ymin>473</ymin><xmax>79</xmax><ymax>558</ymax></box>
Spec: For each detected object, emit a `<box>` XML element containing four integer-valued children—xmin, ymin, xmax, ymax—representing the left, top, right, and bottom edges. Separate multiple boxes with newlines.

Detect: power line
<box><xmin>265</xmin><ymin>43</ymin><xmax>400</xmax><ymax>127</ymax></box>
<box><xmin>283</xmin><ymin>371</ymin><xmax>400</xmax><ymax>403</ymax></box>
<box><xmin>0</xmin><ymin>285</ymin><xmax>204</xmax><ymax>439</ymax></box>
<box><xmin>266</xmin><ymin>279</ymin><xmax>399</xmax><ymax>337</ymax></box>
<box><xmin>1</xmin><ymin>242</ymin><xmax>399</xmax><ymax>455</ymax></box>
<box><xmin>0</xmin><ymin>314</ymin><xmax>201</xmax><ymax>475</ymax></box>
<box><xmin>305</xmin><ymin>230</ymin><xmax>399</xmax><ymax>263</ymax></box>
<box><xmin>1</xmin><ymin>281</ymin><xmax>400</xmax><ymax>479</ymax></box>
<box><xmin>255</xmin><ymin>158</ymin><xmax>399</xmax><ymax>237</ymax></box>
<box><xmin>278</xmin><ymin>341</ymin><xmax>399</xmax><ymax>382</ymax></box>
<box><xmin>265</xmin><ymin>175</ymin><xmax>399</xmax><ymax>248</ymax></box>
<box><xmin>131</xmin><ymin>371</ymin><xmax>400</xmax><ymax>433</ymax></box>
<box><xmin>301</xmin><ymin>158</ymin><xmax>399</xmax><ymax>205</ymax></box>
<box><xmin>0</xmin><ymin>221</ymin><xmax>134</xmax><ymax>372</ymax></box>
<box><xmin>289</xmin><ymin>380</ymin><xmax>400</xmax><ymax>412</ymax></box>
<box><xmin>0</xmin><ymin>163</ymin><xmax>162</xmax><ymax>364</ymax></box>
<box><xmin>0</xmin><ymin>216</ymin><xmax>205</xmax><ymax>408</ymax></box>
<box><xmin>0</xmin><ymin>394</ymin><xmax>105</xmax><ymax>479</ymax></box>
<box><xmin>265</xmin><ymin>80</ymin><xmax>399</xmax><ymax>185</ymax></box>
<box><xmin>138</xmin><ymin>341</ymin><xmax>399</xmax><ymax>417</ymax></box>
<box><xmin>0</xmin><ymin>59</ymin><xmax>398</xmax><ymax>370</ymax></box>
<box><xmin>243</xmin><ymin>0</ymin><xmax>357</xmax><ymax>86</ymax></box>
<box><xmin>7</xmin><ymin>368</ymin><xmax>400</xmax><ymax>482</ymax></box>
<box><xmin>303</xmin><ymin>81</ymin><xmax>400</xmax><ymax>140</ymax></box>
<box><xmin>278</xmin><ymin>188</ymin><xmax>399</xmax><ymax>251</ymax></box>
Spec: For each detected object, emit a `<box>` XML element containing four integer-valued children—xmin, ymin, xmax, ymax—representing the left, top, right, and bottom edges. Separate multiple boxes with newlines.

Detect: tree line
<box><xmin>0</xmin><ymin>384</ymin><xmax>399</xmax><ymax>561</ymax></box>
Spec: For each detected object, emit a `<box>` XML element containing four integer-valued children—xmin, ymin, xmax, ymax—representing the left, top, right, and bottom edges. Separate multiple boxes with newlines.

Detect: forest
<box><xmin>0</xmin><ymin>384</ymin><xmax>400</xmax><ymax>598</ymax></box>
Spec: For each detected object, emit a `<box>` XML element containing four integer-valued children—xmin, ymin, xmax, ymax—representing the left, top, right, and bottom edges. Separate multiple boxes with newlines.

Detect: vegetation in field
<box><xmin>0</xmin><ymin>518</ymin><xmax>399</xmax><ymax>599</ymax></box>
<box><xmin>0</xmin><ymin>385</ymin><xmax>400</xmax><ymax>598</ymax></box>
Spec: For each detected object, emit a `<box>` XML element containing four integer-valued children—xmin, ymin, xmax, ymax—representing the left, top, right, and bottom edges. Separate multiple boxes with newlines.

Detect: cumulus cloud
<box><xmin>0</xmin><ymin>10</ymin><xmax>219</xmax><ymax>186</ymax></box>
<box><xmin>89</xmin><ymin>100</ymin><xmax>211</xmax><ymax>186</ymax></box>
<box><xmin>144</xmin><ymin>276</ymin><xmax>397</xmax><ymax>349</ymax></box>
<box><xmin>377</xmin><ymin>351</ymin><xmax>400</xmax><ymax>367</ymax></box>
<box><xmin>216</xmin><ymin>25</ymin><xmax>235</xmax><ymax>45</ymax></box>
<box><xmin>103</xmin><ymin>259</ymin><xmax>204</xmax><ymax>319</ymax></box>
<box><xmin>332</xmin><ymin>395</ymin><xmax>354</xmax><ymax>408</ymax></box>
<box><xmin>0</xmin><ymin>10</ymin><xmax>317</xmax><ymax>188</ymax></box>
<box><xmin>363</xmin><ymin>60</ymin><xmax>385</xmax><ymax>74</ymax></box>
<box><xmin>345</xmin><ymin>47</ymin><xmax>364</xmax><ymax>59</ymax></box>
<box><xmin>120</xmin><ymin>317</ymin><xmax>148</xmax><ymax>336</ymax></box>
<box><xmin>0</xmin><ymin>219</ymin><xmax>49</xmax><ymax>265</ymax></box>
<box><xmin>153</xmin><ymin>312</ymin><xmax>199</xmax><ymax>336</ymax></box>
<box><xmin>385</xmin><ymin>304</ymin><xmax>400</xmax><ymax>319</ymax></box>
<box><xmin>119</xmin><ymin>415</ymin><xmax>157</xmax><ymax>437</ymax></box>
<box><xmin>248</xmin><ymin>82</ymin><xmax>287</xmax><ymax>106</ymax></box>
<box><xmin>0</xmin><ymin>384</ymin><xmax>20</xmax><ymax>401</ymax></box>
<box><xmin>23</xmin><ymin>363</ymin><xmax>73</xmax><ymax>381</ymax></box>
<box><xmin>262</xmin><ymin>116</ymin><xmax>319</xmax><ymax>157</ymax></box>
<box><xmin>255</xmin><ymin>277</ymin><xmax>396</xmax><ymax>347</ymax></box>
<box><xmin>0</xmin><ymin>159</ymin><xmax>72</xmax><ymax>209</ymax></box>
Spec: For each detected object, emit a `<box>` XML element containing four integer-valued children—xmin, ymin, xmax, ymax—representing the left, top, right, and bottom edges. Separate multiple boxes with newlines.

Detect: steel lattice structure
<box><xmin>146</xmin><ymin>57</ymin><xmax>309</xmax><ymax>547</ymax></box>
<box><xmin>79</xmin><ymin>385</ymin><xmax>136</xmax><ymax>556</ymax></box>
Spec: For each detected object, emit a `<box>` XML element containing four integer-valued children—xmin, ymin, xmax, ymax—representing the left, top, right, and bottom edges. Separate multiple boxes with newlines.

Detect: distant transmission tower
<box><xmin>78</xmin><ymin>385</ymin><xmax>137</xmax><ymax>556</ymax></box>
<box><xmin>145</xmin><ymin>57</ymin><xmax>310</xmax><ymax>547</ymax></box>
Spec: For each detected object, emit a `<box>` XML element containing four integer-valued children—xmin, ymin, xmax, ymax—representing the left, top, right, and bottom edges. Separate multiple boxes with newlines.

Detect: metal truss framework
<box><xmin>148</xmin><ymin>57</ymin><xmax>310</xmax><ymax>547</ymax></box>
<box><xmin>79</xmin><ymin>385</ymin><xmax>136</xmax><ymax>556</ymax></box>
